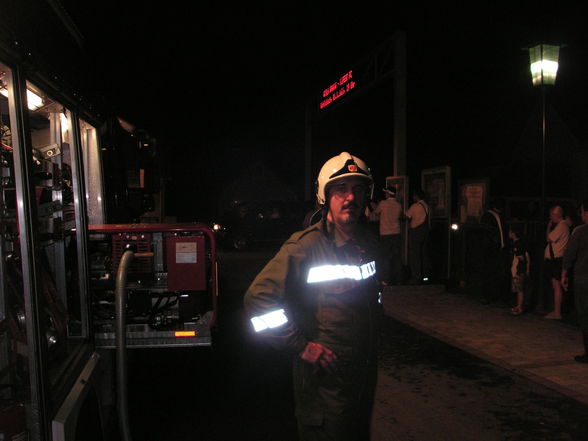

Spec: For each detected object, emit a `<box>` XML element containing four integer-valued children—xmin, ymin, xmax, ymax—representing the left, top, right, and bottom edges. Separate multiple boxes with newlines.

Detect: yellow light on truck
<box><xmin>175</xmin><ymin>331</ymin><xmax>196</xmax><ymax>337</ymax></box>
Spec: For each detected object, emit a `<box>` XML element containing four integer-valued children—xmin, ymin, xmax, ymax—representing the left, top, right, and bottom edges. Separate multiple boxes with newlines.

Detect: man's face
<box><xmin>549</xmin><ymin>207</ymin><xmax>563</xmax><ymax>223</ymax></box>
<box><xmin>326</xmin><ymin>176</ymin><xmax>369</xmax><ymax>226</ymax></box>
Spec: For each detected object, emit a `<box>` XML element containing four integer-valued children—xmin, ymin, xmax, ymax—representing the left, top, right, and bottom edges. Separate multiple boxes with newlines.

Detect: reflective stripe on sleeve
<box><xmin>251</xmin><ymin>308</ymin><xmax>288</xmax><ymax>332</ymax></box>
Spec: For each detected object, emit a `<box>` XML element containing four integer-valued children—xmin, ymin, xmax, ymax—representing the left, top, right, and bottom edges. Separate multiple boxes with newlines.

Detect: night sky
<box><xmin>62</xmin><ymin>3</ymin><xmax>588</xmax><ymax>220</ymax></box>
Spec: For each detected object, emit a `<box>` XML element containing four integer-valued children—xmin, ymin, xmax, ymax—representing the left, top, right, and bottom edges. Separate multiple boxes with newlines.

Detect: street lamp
<box><xmin>529</xmin><ymin>44</ymin><xmax>560</xmax><ymax>86</ymax></box>
<box><xmin>528</xmin><ymin>43</ymin><xmax>560</xmax><ymax>312</ymax></box>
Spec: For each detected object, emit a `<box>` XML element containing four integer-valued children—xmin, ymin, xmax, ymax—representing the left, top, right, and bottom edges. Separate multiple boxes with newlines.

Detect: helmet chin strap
<box><xmin>320</xmin><ymin>191</ymin><xmax>331</xmax><ymax>237</ymax></box>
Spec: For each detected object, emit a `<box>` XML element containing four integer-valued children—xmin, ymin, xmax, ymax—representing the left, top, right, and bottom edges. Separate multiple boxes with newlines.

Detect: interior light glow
<box><xmin>451</xmin><ymin>223</ymin><xmax>459</xmax><ymax>231</ymax></box>
<box><xmin>26</xmin><ymin>89</ymin><xmax>44</xmax><ymax>110</ymax></box>
<box><xmin>0</xmin><ymin>85</ymin><xmax>49</xmax><ymax>109</ymax></box>
<box><xmin>531</xmin><ymin>61</ymin><xmax>559</xmax><ymax>85</ymax></box>
<box><xmin>60</xmin><ymin>112</ymin><xmax>69</xmax><ymax>132</ymax></box>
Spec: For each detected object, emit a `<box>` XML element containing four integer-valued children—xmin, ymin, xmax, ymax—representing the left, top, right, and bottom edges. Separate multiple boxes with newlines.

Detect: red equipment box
<box><xmin>165</xmin><ymin>234</ymin><xmax>206</xmax><ymax>291</ymax></box>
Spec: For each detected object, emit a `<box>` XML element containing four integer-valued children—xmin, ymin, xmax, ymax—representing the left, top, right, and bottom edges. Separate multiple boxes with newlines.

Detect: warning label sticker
<box><xmin>176</xmin><ymin>242</ymin><xmax>197</xmax><ymax>263</ymax></box>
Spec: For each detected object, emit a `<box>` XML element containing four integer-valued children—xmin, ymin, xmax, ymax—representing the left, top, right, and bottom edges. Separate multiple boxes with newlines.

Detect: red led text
<box><xmin>320</xmin><ymin>70</ymin><xmax>356</xmax><ymax>110</ymax></box>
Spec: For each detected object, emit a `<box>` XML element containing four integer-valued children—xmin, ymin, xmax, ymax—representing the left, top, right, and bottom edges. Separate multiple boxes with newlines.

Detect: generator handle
<box><xmin>134</xmin><ymin>252</ymin><xmax>154</xmax><ymax>258</ymax></box>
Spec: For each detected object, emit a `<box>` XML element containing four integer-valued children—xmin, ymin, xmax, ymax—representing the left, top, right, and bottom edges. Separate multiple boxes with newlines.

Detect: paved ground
<box><xmin>372</xmin><ymin>315</ymin><xmax>588</xmax><ymax>441</ymax></box>
<box><xmin>380</xmin><ymin>284</ymin><xmax>588</xmax><ymax>406</ymax></box>
<box><xmin>118</xmin><ymin>251</ymin><xmax>588</xmax><ymax>440</ymax></box>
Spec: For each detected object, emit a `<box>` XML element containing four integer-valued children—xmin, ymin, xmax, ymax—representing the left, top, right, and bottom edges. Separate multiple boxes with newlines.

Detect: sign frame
<box><xmin>458</xmin><ymin>178</ymin><xmax>489</xmax><ymax>223</ymax></box>
<box><xmin>421</xmin><ymin>166</ymin><xmax>451</xmax><ymax>220</ymax></box>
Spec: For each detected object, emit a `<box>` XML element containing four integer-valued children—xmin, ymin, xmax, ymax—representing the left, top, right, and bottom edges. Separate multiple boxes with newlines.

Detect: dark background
<box><xmin>61</xmin><ymin>2</ymin><xmax>588</xmax><ymax>220</ymax></box>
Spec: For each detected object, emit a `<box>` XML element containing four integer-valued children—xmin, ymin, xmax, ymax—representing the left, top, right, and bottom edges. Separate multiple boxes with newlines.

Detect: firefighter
<box><xmin>244</xmin><ymin>152</ymin><xmax>383</xmax><ymax>441</ymax></box>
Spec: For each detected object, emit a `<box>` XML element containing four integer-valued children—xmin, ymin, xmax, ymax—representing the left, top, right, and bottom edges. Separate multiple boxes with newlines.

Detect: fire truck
<box><xmin>0</xmin><ymin>2</ymin><xmax>219</xmax><ymax>440</ymax></box>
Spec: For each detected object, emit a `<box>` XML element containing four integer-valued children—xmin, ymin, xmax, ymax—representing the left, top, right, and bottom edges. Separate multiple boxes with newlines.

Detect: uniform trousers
<box><xmin>378</xmin><ymin>233</ymin><xmax>402</xmax><ymax>284</ymax></box>
<box><xmin>575</xmin><ymin>278</ymin><xmax>588</xmax><ymax>353</ymax></box>
<box><xmin>408</xmin><ymin>223</ymin><xmax>430</xmax><ymax>283</ymax></box>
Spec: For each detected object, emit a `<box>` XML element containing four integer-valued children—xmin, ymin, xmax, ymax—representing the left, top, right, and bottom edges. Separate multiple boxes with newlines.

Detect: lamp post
<box><xmin>528</xmin><ymin>43</ymin><xmax>560</xmax><ymax>312</ymax></box>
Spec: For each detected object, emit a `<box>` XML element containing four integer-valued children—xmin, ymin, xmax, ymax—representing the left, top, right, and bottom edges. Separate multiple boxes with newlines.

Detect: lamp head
<box><xmin>529</xmin><ymin>43</ymin><xmax>560</xmax><ymax>86</ymax></box>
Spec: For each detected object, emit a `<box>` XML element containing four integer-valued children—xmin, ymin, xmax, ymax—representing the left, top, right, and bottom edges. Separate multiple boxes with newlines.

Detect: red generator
<box><xmin>88</xmin><ymin>223</ymin><xmax>218</xmax><ymax>348</ymax></box>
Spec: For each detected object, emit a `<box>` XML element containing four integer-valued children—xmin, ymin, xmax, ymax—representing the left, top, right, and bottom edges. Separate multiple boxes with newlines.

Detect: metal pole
<box><xmin>539</xmin><ymin>84</ymin><xmax>546</xmax><ymax>311</ymax></box>
<box><xmin>542</xmin><ymin>86</ymin><xmax>546</xmax><ymax>227</ymax></box>
<box><xmin>393</xmin><ymin>31</ymin><xmax>407</xmax><ymax>177</ymax></box>
<box><xmin>305</xmin><ymin>103</ymin><xmax>312</xmax><ymax>201</ymax></box>
<box><xmin>394</xmin><ymin>31</ymin><xmax>408</xmax><ymax>274</ymax></box>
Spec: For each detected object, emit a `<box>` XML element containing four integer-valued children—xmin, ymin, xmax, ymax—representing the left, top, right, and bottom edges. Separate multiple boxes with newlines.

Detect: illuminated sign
<box><xmin>319</xmin><ymin>70</ymin><xmax>356</xmax><ymax>110</ymax></box>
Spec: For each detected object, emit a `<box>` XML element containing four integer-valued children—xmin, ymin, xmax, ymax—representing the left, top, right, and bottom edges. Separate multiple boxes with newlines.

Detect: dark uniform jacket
<box><xmin>563</xmin><ymin>223</ymin><xmax>588</xmax><ymax>329</ymax></box>
<box><xmin>244</xmin><ymin>221</ymin><xmax>383</xmax><ymax>428</ymax></box>
<box><xmin>563</xmin><ymin>224</ymin><xmax>588</xmax><ymax>282</ymax></box>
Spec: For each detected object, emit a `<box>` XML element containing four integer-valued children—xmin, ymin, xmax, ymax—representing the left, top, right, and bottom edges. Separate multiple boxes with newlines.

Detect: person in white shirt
<box><xmin>374</xmin><ymin>186</ymin><xmax>403</xmax><ymax>284</ymax></box>
<box><xmin>544</xmin><ymin>205</ymin><xmax>570</xmax><ymax>319</ymax></box>
<box><xmin>405</xmin><ymin>189</ymin><xmax>430</xmax><ymax>284</ymax></box>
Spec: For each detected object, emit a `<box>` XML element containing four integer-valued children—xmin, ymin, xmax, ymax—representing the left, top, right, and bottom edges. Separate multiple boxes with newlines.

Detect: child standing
<box><xmin>508</xmin><ymin>225</ymin><xmax>531</xmax><ymax>315</ymax></box>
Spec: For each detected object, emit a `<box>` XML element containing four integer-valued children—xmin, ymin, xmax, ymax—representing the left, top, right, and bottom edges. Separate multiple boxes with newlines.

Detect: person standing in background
<box><xmin>405</xmin><ymin>188</ymin><xmax>430</xmax><ymax>284</ymax></box>
<box><xmin>508</xmin><ymin>224</ymin><xmax>531</xmax><ymax>316</ymax></box>
<box><xmin>374</xmin><ymin>186</ymin><xmax>403</xmax><ymax>285</ymax></box>
<box><xmin>562</xmin><ymin>200</ymin><xmax>588</xmax><ymax>363</ymax></box>
<box><xmin>544</xmin><ymin>205</ymin><xmax>570</xmax><ymax>320</ymax></box>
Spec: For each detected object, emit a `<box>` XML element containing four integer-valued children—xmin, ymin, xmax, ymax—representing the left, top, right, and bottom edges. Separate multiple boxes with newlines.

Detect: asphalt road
<box><xmin>121</xmin><ymin>248</ymin><xmax>588</xmax><ymax>441</ymax></box>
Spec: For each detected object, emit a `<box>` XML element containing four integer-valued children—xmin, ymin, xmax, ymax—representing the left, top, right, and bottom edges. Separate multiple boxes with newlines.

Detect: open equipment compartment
<box><xmin>88</xmin><ymin>223</ymin><xmax>219</xmax><ymax>349</ymax></box>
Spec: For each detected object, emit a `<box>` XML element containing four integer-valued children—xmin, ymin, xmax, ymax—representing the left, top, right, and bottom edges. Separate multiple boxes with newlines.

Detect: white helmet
<box><xmin>316</xmin><ymin>152</ymin><xmax>373</xmax><ymax>206</ymax></box>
